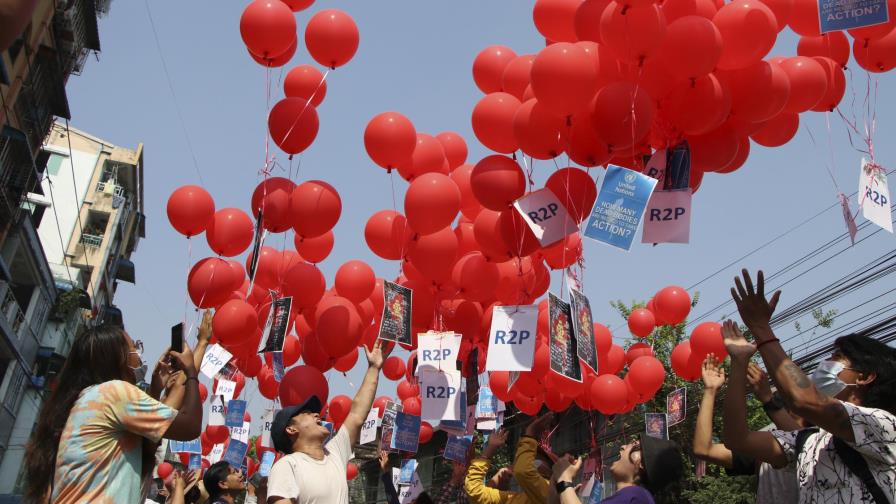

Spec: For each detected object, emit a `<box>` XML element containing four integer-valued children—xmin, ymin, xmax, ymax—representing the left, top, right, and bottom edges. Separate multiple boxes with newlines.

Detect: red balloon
<box><xmin>365</xmin><ymin>112</ymin><xmax>417</xmax><ymax>170</ymax></box>
<box><xmin>594</xmin><ymin>323</ymin><xmax>612</xmax><ymax>355</ymax></box>
<box><xmin>282</xmin><ymin>262</ymin><xmax>325</xmax><ymax>309</ymax></box>
<box><xmin>690</xmin><ymin>321</ymin><xmax>727</xmax><ymax>359</ymax></box>
<box><xmin>590</xmin><ymin>374</ymin><xmax>628</xmax><ymax>414</ymax></box>
<box><xmin>409</xmin><ymin>227</ymin><xmax>459</xmax><ymax>283</ymax></box>
<box><xmin>453</xmin><ymin>252</ymin><xmax>500</xmax><ymax>302</ymax></box>
<box><xmin>251</xmin><ymin>177</ymin><xmax>295</xmax><ymax>233</ymax></box>
<box><xmin>471</xmin><ymin>92</ymin><xmax>522</xmax><ymax>154</ymax></box>
<box><xmin>383</xmin><ymin>356</ymin><xmax>406</xmax><ymax>381</ymax></box>
<box><xmin>661</xmin><ymin>16</ymin><xmax>722</xmax><ymax>79</ymax></box>
<box><xmin>762</xmin><ymin>0</ymin><xmax>793</xmax><ymax>30</ymax></box>
<box><xmin>713</xmin><ymin>0</ymin><xmax>777</xmax><ymax>70</ymax></box>
<box><xmin>282</xmin><ymin>335</ymin><xmax>302</xmax><ymax>366</ymax></box>
<box><xmin>404</xmin><ymin>173</ymin><xmax>461</xmax><ymax>235</ymax></box>
<box><xmin>653</xmin><ymin>286</ymin><xmax>691</xmax><ymax>325</ymax></box>
<box><xmin>716</xmin><ymin>134</ymin><xmax>750</xmax><ymax>174</ymax></box>
<box><xmin>315</xmin><ymin>297</ymin><xmax>363</xmax><ymax>358</ymax></box>
<box><xmin>778</xmin><ymin>56</ymin><xmax>827</xmax><ymax>113</ymax></box>
<box><xmin>628</xmin><ymin>356</ymin><xmax>666</xmax><ymax>394</ymax></box>
<box><xmin>167</xmin><ymin>185</ymin><xmax>215</xmax><ymax>237</ymax></box>
<box><xmin>157</xmin><ymin>461</ymin><xmax>174</xmax><ymax>480</ymax></box>
<box><xmin>335</xmin><ymin>260</ymin><xmax>376</xmax><ymax>303</ymax></box>
<box><xmin>513</xmin><ymin>99</ymin><xmax>565</xmax><ymax>160</ymax></box>
<box><xmin>345</xmin><ymin>462</ymin><xmax>359</xmax><ymax>481</ymax></box>
<box><xmin>661</xmin><ymin>73</ymin><xmax>730</xmax><ymax>136</ymax></box>
<box><xmin>671</xmin><ymin>340</ymin><xmax>701</xmax><ymax>381</ymax></box>
<box><xmin>502</xmin><ymin>55</ymin><xmax>536</xmax><ymax>100</ymax></box>
<box><xmin>688</xmin><ymin>124</ymin><xmax>740</xmax><ymax>173</ymax></box>
<box><xmin>304</xmin><ymin>9</ymin><xmax>359</xmax><ymax>69</ymax></box>
<box><xmin>473</xmin><ymin>45</ymin><xmax>518</xmax><ymax>94</ymax></box>
<box><xmin>198</xmin><ymin>382</ymin><xmax>208</xmax><ymax>403</ymax></box>
<box><xmin>436</xmin><ymin>132</ymin><xmax>469</xmax><ymax>170</ymax></box>
<box><xmin>268</xmin><ymin>98</ymin><xmax>319</xmax><ymax>155</ymax></box>
<box><xmin>719</xmin><ymin>60</ymin><xmax>790</xmax><ymax>123</ymax></box>
<box><xmin>565</xmin><ymin>115</ymin><xmax>611</xmax><ymax>167</ymax></box>
<box><xmin>238</xmin><ymin>355</ymin><xmax>263</xmax><ymax>378</ymax></box>
<box><xmin>788</xmin><ymin>0</ymin><xmax>821</xmax><ymax>36</ymax></box>
<box><xmin>331</xmin><ymin>348</ymin><xmax>357</xmax><ymax>373</ymax></box>
<box><xmin>365</xmin><ymin>210</ymin><xmax>410</xmax><ymax>260</ymax></box>
<box><xmin>600</xmin><ymin>3</ymin><xmax>667</xmax><ymax>64</ymax></box>
<box><xmin>239</xmin><ymin>0</ymin><xmax>296</xmax><ymax>58</ymax></box>
<box><xmin>599</xmin><ymin>344</ymin><xmax>626</xmax><ymax>375</ymax></box>
<box><xmin>546</xmin><ymin>167</ymin><xmax>597</xmax><ymax>222</ymax></box>
<box><xmin>401</xmin><ymin>396</ymin><xmax>422</xmax><ymax>416</ymax></box>
<box><xmin>245</xmin><ymin>246</ymin><xmax>278</xmax><ymax>290</ymax></box>
<box><xmin>546</xmin><ymin>370</ymin><xmax>585</xmax><ymax>398</ymax></box>
<box><xmin>451</xmin><ymin>164</ymin><xmax>483</xmax><ymax>220</ymax></box>
<box><xmin>188</xmin><ymin>258</ymin><xmax>237</xmax><ymax>308</ymax></box>
<box><xmin>797</xmin><ymin>32</ymin><xmax>850</xmax><ymax>67</ymax></box>
<box><xmin>489</xmin><ymin>370</ymin><xmax>513</xmax><ymax>402</ymax></box>
<box><xmin>530</xmin><ymin>43</ymin><xmax>598</xmax><ymax>117</ymax></box>
<box><xmin>545</xmin><ymin>387</ymin><xmax>575</xmax><ymax>412</ymax></box>
<box><xmin>471</xmin><ymin>155</ymin><xmax>526</xmax><ymax>211</ymax></box>
<box><xmin>575</xmin><ymin>0</ymin><xmax>613</xmax><ymax>41</ymax></box>
<box><xmin>373</xmin><ymin>396</ymin><xmax>390</xmax><ymax>417</ymax></box>
<box><xmin>853</xmin><ymin>28</ymin><xmax>896</xmax><ymax>73</ymax></box>
<box><xmin>206</xmin><ymin>208</ymin><xmax>253</xmax><ymax>257</ymax></box>
<box><xmin>473</xmin><ymin>209</ymin><xmax>513</xmax><ymax>262</ymax></box>
<box><xmin>280</xmin><ymin>365</ymin><xmax>329</xmax><ymax>408</ymax></box>
<box><xmin>284</xmin><ymin>65</ymin><xmax>327</xmax><ymax>107</ymax></box>
<box><xmin>295</xmin><ymin>231</ymin><xmax>334</xmax><ymax>263</ymax></box>
<box><xmin>533</xmin><ymin>0</ymin><xmax>582</xmax><ymax>42</ymax></box>
<box><xmin>494</xmin><ymin>256</ymin><xmax>538</xmax><ymax>305</ymax></box>
<box><xmin>249</xmin><ymin>37</ymin><xmax>297</xmax><ymax>68</ymax></box>
<box><xmin>397</xmin><ymin>380</ymin><xmax>420</xmax><ymax>401</ymax></box>
<box><xmin>628</xmin><ymin>308</ymin><xmax>656</xmax><ymax>338</ymax></box>
<box><xmin>290</xmin><ymin>180</ymin><xmax>341</xmax><ymax>239</ymax></box>
<box><xmin>206</xmin><ymin>424</ymin><xmax>229</xmax><ymax>444</ymax></box>
<box><xmin>328</xmin><ymin>395</ymin><xmax>352</xmax><ymax>424</ymax></box>
<box><xmin>626</xmin><ymin>342</ymin><xmax>655</xmax><ymax>365</ymax></box>
<box><xmin>398</xmin><ymin>133</ymin><xmax>448</xmax><ymax>181</ymax></box>
<box><xmin>810</xmin><ymin>56</ymin><xmax>845</xmax><ymax>112</ymax></box>
<box><xmin>661</xmin><ymin>0</ymin><xmax>719</xmax><ymax>22</ymax></box>
<box><xmin>419</xmin><ymin>421</ymin><xmax>434</xmax><ymax>444</ymax></box>
<box><xmin>302</xmin><ymin>332</ymin><xmax>335</xmax><ymax>372</ymax></box>
<box><xmin>498</xmin><ymin>208</ymin><xmax>541</xmax><ymax>257</ymax></box>
<box><xmin>541</xmin><ymin>232</ymin><xmax>583</xmax><ymax>269</ymax></box>
<box><xmin>591</xmin><ymin>82</ymin><xmax>655</xmax><ymax>149</ymax></box>
<box><xmin>213</xmin><ymin>300</ymin><xmax>259</xmax><ymax>345</ymax></box>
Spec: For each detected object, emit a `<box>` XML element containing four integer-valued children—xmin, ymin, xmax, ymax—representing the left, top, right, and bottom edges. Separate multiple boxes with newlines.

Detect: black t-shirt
<box><xmin>725</xmin><ymin>451</ymin><xmax>758</xmax><ymax>476</ymax></box>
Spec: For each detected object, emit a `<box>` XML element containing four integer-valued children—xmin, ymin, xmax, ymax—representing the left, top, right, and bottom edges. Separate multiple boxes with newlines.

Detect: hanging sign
<box><xmin>360</xmin><ymin>408</ymin><xmax>380</xmax><ymax>445</ymax></box>
<box><xmin>549</xmin><ymin>294</ymin><xmax>582</xmax><ymax>382</ymax></box>
<box><xmin>486</xmin><ymin>305</ymin><xmax>538</xmax><ymax>371</ymax></box>
<box><xmin>513</xmin><ymin>188</ymin><xmax>580</xmax><ymax>246</ymax></box>
<box><xmin>200</xmin><ymin>344</ymin><xmax>233</xmax><ymax>379</ymax></box>
<box><xmin>859</xmin><ymin>158</ymin><xmax>893</xmax><ymax>232</ymax></box>
<box><xmin>420</xmin><ymin>368</ymin><xmax>462</xmax><ymax>421</ymax></box>
<box><xmin>584</xmin><ymin>165</ymin><xmax>658</xmax><ymax>250</ymax></box>
<box><xmin>417</xmin><ymin>331</ymin><xmax>462</xmax><ymax>373</ymax></box>
<box><xmin>259</xmin><ymin>295</ymin><xmax>292</xmax><ymax>353</ymax></box>
<box><xmin>642</xmin><ymin>189</ymin><xmax>692</xmax><ymax>244</ymax></box>
<box><xmin>379</xmin><ymin>281</ymin><xmax>413</xmax><ymax>345</ymax></box>
<box><xmin>569</xmin><ymin>288</ymin><xmax>598</xmax><ymax>373</ymax></box>
<box><xmin>391</xmin><ymin>412</ymin><xmax>421</xmax><ymax>453</ymax></box>
<box><xmin>819</xmin><ymin>0</ymin><xmax>889</xmax><ymax>32</ymax></box>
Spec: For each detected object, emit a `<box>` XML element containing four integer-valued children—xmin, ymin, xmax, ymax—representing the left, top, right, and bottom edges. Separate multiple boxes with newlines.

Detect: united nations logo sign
<box><xmin>624</xmin><ymin>172</ymin><xmax>636</xmax><ymax>184</ymax></box>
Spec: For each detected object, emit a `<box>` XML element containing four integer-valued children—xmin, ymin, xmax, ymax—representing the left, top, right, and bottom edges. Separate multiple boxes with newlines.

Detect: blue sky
<box><xmin>64</xmin><ymin>1</ymin><xmax>896</xmax><ymax>420</ymax></box>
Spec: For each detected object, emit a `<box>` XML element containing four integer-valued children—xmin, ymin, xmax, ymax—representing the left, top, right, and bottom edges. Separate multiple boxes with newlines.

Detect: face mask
<box><xmin>129</xmin><ymin>350</ymin><xmax>148</xmax><ymax>386</ymax></box>
<box><xmin>810</xmin><ymin>360</ymin><xmax>854</xmax><ymax>397</ymax></box>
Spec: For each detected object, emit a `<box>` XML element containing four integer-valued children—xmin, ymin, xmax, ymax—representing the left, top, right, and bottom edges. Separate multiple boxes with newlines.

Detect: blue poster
<box><xmin>222</xmin><ymin>440</ymin><xmax>248</xmax><ymax>469</ymax></box>
<box><xmin>181</xmin><ymin>438</ymin><xmax>202</xmax><ymax>454</ymax></box>
<box><xmin>259</xmin><ymin>451</ymin><xmax>276</xmax><ymax>477</ymax></box>
<box><xmin>188</xmin><ymin>453</ymin><xmax>202</xmax><ymax>470</ymax></box>
<box><xmin>399</xmin><ymin>459</ymin><xmax>418</xmax><ymax>484</ymax></box>
<box><xmin>390</xmin><ymin>412</ymin><xmax>421</xmax><ymax>453</ymax></box>
<box><xmin>476</xmin><ymin>386</ymin><xmax>497</xmax><ymax>419</ymax></box>
<box><xmin>584</xmin><ymin>165</ymin><xmax>657</xmax><ymax>251</ymax></box>
<box><xmin>272</xmin><ymin>352</ymin><xmax>285</xmax><ymax>381</ymax></box>
<box><xmin>819</xmin><ymin>0</ymin><xmax>889</xmax><ymax>32</ymax></box>
<box><xmin>226</xmin><ymin>400</ymin><xmax>247</xmax><ymax>428</ymax></box>
<box><xmin>444</xmin><ymin>435</ymin><xmax>473</xmax><ymax>463</ymax></box>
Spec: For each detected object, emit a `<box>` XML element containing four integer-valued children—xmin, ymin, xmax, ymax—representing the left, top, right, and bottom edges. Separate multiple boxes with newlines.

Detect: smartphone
<box><xmin>171</xmin><ymin>323</ymin><xmax>184</xmax><ymax>353</ymax></box>
<box><xmin>249</xmin><ymin>472</ymin><xmax>263</xmax><ymax>488</ymax></box>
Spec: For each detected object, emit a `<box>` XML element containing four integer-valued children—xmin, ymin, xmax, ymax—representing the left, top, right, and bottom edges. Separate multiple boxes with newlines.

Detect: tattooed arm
<box><xmin>731</xmin><ymin>269</ymin><xmax>855</xmax><ymax>442</ymax></box>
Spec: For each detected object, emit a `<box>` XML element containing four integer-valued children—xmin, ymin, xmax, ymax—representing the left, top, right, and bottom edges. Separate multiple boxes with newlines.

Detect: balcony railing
<box><xmin>96</xmin><ymin>181</ymin><xmax>124</xmax><ymax>197</ymax></box>
<box><xmin>79</xmin><ymin>233</ymin><xmax>103</xmax><ymax>248</ymax></box>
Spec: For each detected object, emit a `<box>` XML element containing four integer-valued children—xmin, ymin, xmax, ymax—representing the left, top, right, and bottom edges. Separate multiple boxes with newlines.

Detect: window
<box><xmin>46</xmin><ymin>153</ymin><xmax>65</xmax><ymax>176</ymax></box>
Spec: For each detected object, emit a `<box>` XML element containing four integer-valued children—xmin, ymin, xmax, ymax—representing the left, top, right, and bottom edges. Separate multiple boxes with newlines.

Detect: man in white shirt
<box><xmin>267</xmin><ymin>340</ymin><xmax>385</xmax><ymax>504</ymax></box>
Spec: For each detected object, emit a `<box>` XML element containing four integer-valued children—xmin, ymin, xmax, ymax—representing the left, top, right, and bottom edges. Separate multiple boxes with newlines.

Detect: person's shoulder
<box><xmin>271</xmin><ymin>452</ymin><xmax>303</xmax><ymax>470</ymax></box>
<box><xmin>840</xmin><ymin>401</ymin><xmax>896</xmax><ymax>427</ymax></box>
<box><xmin>89</xmin><ymin>380</ymin><xmax>141</xmax><ymax>399</ymax></box>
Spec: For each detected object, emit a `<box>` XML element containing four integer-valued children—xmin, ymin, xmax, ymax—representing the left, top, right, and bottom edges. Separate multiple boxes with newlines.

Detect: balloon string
<box><xmin>389</xmin><ymin>171</ymin><xmax>406</xmax><ymax>278</ymax></box>
<box><xmin>183</xmin><ymin>237</ymin><xmax>192</xmax><ymax>326</ymax></box>
<box><xmin>804</xmin><ymin>119</ymin><xmax>840</xmax><ymax>193</ymax></box>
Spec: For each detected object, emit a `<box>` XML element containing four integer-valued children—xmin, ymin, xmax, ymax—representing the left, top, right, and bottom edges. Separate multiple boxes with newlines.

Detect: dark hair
<box><xmin>415</xmin><ymin>492</ymin><xmax>433</xmax><ymax>504</ymax></box>
<box><xmin>203</xmin><ymin>461</ymin><xmax>232</xmax><ymax>498</ymax></box>
<box><xmin>835</xmin><ymin>334</ymin><xmax>896</xmax><ymax>414</ymax></box>
<box><xmin>23</xmin><ymin>323</ymin><xmax>136</xmax><ymax>502</ymax></box>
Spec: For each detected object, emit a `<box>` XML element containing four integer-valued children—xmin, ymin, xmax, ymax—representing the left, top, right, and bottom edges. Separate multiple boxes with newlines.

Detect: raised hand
<box><xmin>198</xmin><ymin>310</ymin><xmax>213</xmax><ymax>343</ymax></box>
<box><xmin>450</xmin><ymin>462</ymin><xmax>467</xmax><ymax>484</ymax></box>
<box><xmin>168</xmin><ymin>339</ymin><xmax>197</xmax><ymax>375</ymax></box>
<box><xmin>552</xmin><ymin>454</ymin><xmax>583</xmax><ymax>482</ymax></box>
<box><xmin>482</xmin><ymin>429</ymin><xmax>509</xmax><ymax>459</ymax></box>
<box><xmin>378</xmin><ymin>450</ymin><xmax>390</xmax><ymax>474</ymax></box>
<box><xmin>731</xmin><ymin>269</ymin><xmax>781</xmax><ymax>331</ymax></box>
<box><xmin>722</xmin><ymin>320</ymin><xmax>757</xmax><ymax>362</ymax></box>
<box><xmin>746</xmin><ymin>362</ymin><xmax>773</xmax><ymax>403</ymax></box>
<box><xmin>701</xmin><ymin>353</ymin><xmax>726</xmax><ymax>391</ymax></box>
<box><xmin>365</xmin><ymin>339</ymin><xmax>385</xmax><ymax>370</ymax></box>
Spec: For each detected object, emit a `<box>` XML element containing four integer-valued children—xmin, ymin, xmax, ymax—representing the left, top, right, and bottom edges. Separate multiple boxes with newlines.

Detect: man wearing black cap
<box><xmin>267</xmin><ymin>340</ymin><xmax>385</xmax><ymax>504</ymax></box>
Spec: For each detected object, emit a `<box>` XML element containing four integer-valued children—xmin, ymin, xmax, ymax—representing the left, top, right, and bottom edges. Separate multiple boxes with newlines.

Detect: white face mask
<box><xmin>129</xmin><ymin>350</ymin><xmax>148</xmax><ymax>387</ymax></box>
<box><xmin>810</xmin><ymin>360</ymin><xmax>855</xmax><ymax>397</ymax></box>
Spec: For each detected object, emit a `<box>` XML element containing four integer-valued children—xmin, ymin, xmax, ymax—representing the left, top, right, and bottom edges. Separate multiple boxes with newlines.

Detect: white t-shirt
<box><xmin>771</xmin><ymin>401</ymin><xmax>896</xmax><ymax>504</ymax></box>
<box><xmin>267</xmin><ymin>427</ymin><xmax>353</xmax><ymax>504</ymax></box>
<box><xmin>756</xmin><ymin>461</ymin><xmax>798</xmax><ymax>504</ymax></box>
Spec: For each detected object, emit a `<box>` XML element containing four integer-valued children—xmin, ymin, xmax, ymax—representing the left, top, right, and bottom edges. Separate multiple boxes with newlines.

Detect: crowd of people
<box><xmin>19</xmin><ymin>270</ymin><xmax>896</xmax><ymax>503</ymax></box>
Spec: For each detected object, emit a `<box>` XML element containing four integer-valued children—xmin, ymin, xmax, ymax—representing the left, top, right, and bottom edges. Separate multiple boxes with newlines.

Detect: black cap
<box><xmin>639</xmin><ymin>434</ymin><xmax>683</xmax><ymax>493</ymax></box>
<box><xmin>271</xmin><ymin>396</ymin><xmax>323</xmax><ymax>454</ymax></box>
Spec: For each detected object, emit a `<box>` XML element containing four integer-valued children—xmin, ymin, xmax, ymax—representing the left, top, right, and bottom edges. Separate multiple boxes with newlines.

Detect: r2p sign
<box><xmin>486</xmin><ymin>305</ymin><xmax>538</xmax><ymax>371</ymax></box>
<box><xmin>493</xmin><ymin>330</ymin><xmax>531</xmax><ymax>345</ymax></box>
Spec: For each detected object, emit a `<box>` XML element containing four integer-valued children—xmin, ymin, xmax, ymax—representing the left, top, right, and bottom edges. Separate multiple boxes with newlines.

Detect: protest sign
<box><xmin>417</xmin><ymin>331</ymin><xmax>462</xmax><ymax>373</ymax></box>
<box><xmin>513</xmin><ymin>188</ymin><xmax>579</xmax><ymax>246</ymax></box>
<box><xmin>200</xmin><ymin>344</ymin><xmax>232</xmax><ymax>379</ymax></box>
<box><xmin>379</xmin><ymin>281</ymin><xmax>413</xmax><ymax>345</ymax></box>
<box><xmin>360</xmin><ymin>409</ymin><xmax>380</xmax><ymax>445</ymax></box>
<box><xmin>444</xmin><ymin>435</ymin><xmax>473</xmax><ymax>462</ymax></box>
<box><xmin>391</xmin><ymin>411</ymin><xmax>422</xmax><ymax>453</ymax></box>
<box><xmin>420</xmin><ymin>368</ymin><xmax>462</xmax><ymax>421</ymax></box>
<box><xmin>569</xmin><ymin>288</ymin><xmax>597</xmax><ymax>373</ymax></box>
<box><xmin>225</xmin><ymin>400</ymin><xmax>247</xmax><ymax>428</ymax></box>
<box><xmin>859</xmin><ymin>159</ymin><xmax>893</xmax><ymax>233</ymax></box>
<box><xmin>549</xmin><ymin>294</ymin><xmax>582</xmax><ymax>382</ymax></box>
<box><xmin>819</xmin><ymin>0</ymin><xmax>889</xmax><ymax>31</ymax></box>
<box><xmin>584</xmin><ymin>165</ymin><xmax>657</xmax><ymax>250</ymax></box>
<box><xmin>642</xmin><ymin>189</ymin><xmax>692</xmax><ymax>244</ymax></box>
<box><xmin>486</xmin><ymin>305</ymin><xmax>538</xmax><ymax>371</ymax></box>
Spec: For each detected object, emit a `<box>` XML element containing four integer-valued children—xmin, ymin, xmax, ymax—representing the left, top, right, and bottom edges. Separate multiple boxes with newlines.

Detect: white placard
<box><xmin>859</xmin><ymin>158</ymin><xmax>893</xmax><ymax>232</ymax></box>
<box><xmin>642</xmin><ymin>148</ymin><xmax>667</xmax><ymax>183</ymax></box>
<box><xmin>215</xmin><ymin>379</ymin><xmax>237</xmax><ymax>402</ymax></box>
<box><xmin>200</xmin><ymin>344</ymin><xmax>233</xmax><ymax>379</ymax></box>
<box><xmin>486</xmin><ymin>305</ymin><xmax>538</xmax><ymax>371</ymax></box>
<box><xmin>416</xmin><ymin>331</ymin><xmax>462</xmax><ymax>374</ymax></box>
<box><xmin>419</xmin><ymin>368</ymin><xmax>462</xmax><ymax>421</ymax></box>
<box><xmin>209</xmin><ymin>396</ymin><xmax>225</xmax><ymax>426</ymax></box>
<box><xmin>261</xmin><ymin>409</ymin><xmax>274</xmax><ymax>448</ymax></box>
<box><xmin>642</xmin><ymin>189</ymin><xmax>691</xmax><ymax>244</ymax></box>
<box><xmin>513</xmin><ymin>188</ymin><xmax>580</xmax><ymax>246</ymax></box>
<box><xmin>209</xmin><ymin>443</ymin><xmax>225</xmax><ymax>464</ymax></box>
<box><xmin>231</xmin><ymin>420</ymin><xmax>250</xmax><ymax>444</ymax></box>
<box><xmin>360</xmin><ymin>408</ymin><xmax>380</xmax><ymax>445</ymax></box>
<box><xmin>398</xmin><ymin>473</ymin><xmax>423</xmax><ymax>504</ymax></box>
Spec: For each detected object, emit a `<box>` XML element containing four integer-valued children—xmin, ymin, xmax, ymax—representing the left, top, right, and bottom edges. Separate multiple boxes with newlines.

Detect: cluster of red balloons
<box><xmin>466</xmin><ymin>0</ymin><xmax>896</xmax><ymax>191</ymax></box>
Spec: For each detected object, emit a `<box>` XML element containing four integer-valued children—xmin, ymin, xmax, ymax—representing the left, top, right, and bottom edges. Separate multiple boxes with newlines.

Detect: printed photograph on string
<box><xmin>380</xmin><ymin>401</ymin><xmax>403</xmax><ymax>452</ymax></box>
<box><xmin>379</xmin><ymin>281</ymin><xmax>413</xmax><ymax>345</ymax></box>
<box><xmin>246</xmin><ymin>211</ymin><xmax>266</xmax><ymax>286</ymax></box>
<box><xmin>390</xmin><ymin>411</ymin><xmax>421</xmax><ymax>453</ymax></box>
<box><xmin>259</xmin><ymin>295</ymin><xmax>292</xmax><ymax>353</ymax></box>
<box><xmin>645</xmin><ymin>413</ymin><xmax>669</xmax><ymax>440</ymax></box>
<box><xmin>444</xmin><ymin>435</ymin><xmax>473</xmax><ymax>463</ymax></box>
<box><xmin>569</xmin><ymin>288</ymin><xmax>597</xmax><ymax>373</ymax></box>
<box><xmin>666</xmin><ymin>388</ymin><xmax>687</xmax><ymax>426</ymax></box>
<box><xmin>549</xmin><ymin>293</ymin><xmax>582</xmax><ymax>382</ymax></box>
<box><xmin>399</xmin><ymin>459</ymin><xmax>417</xmax><ymax>484</ymax></box>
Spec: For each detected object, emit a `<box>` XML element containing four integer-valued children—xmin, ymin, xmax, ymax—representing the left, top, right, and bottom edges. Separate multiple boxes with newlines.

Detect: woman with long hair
<box><xmin>23</xmin><ymin>323</ymin><xmax>203</xmax><ymax>503</ymax></box>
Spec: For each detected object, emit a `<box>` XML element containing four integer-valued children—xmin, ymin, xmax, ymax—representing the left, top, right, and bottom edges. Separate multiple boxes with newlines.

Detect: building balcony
<box><xmin>91</xmin><ymin>180</ymin><xmax>127</xmax><ymax>215</ymax></box>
